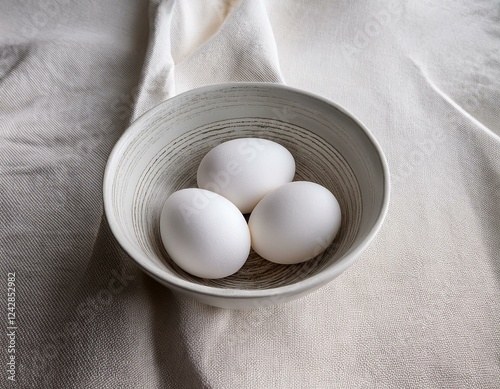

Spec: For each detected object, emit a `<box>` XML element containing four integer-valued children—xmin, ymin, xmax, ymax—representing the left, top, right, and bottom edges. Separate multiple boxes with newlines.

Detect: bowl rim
<box><xmin>103</xmin><ymin>82</ymin><xmax>391</xmax><ymax>301</ymax></box>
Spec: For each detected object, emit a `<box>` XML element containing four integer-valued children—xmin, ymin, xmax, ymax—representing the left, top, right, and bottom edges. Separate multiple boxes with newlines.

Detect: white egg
<box><xmin>248</xmin><ymin>181</ymin><xmax>342</xmax><ymax>265</ymax></box>
<box><xmin>197</xmin><ymin>138</ymin><xmax>295</xmax><ymax>213</ymax></box>
<box><xmin>160</xmin><ymin>188</ymin><xmax>251</xmax><ymax>279</ymax></box>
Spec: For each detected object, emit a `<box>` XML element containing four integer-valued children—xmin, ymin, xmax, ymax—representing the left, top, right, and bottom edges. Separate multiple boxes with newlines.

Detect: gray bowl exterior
<box><xmin>103</xmin><ymin>83</ymin><xmax>390</xmax><ymax>309</ymax></box>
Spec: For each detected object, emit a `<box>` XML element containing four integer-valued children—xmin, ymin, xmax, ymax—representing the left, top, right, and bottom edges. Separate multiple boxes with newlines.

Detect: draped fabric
<box><xmin>1</xmin><ymin>1</ymin><xmax>499</xmax><ymax>387</ymax></box>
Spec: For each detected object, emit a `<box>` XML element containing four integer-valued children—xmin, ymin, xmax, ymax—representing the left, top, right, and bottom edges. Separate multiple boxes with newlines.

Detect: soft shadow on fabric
<box><xmin>38</xmin><ymin>216</ymin><xmax>207</xmax><ymax>388</ymax></box>
<box><xmin>143</xmin><ymin>275</ymin><xmax>209</xmax><ymax>388</ymax></box>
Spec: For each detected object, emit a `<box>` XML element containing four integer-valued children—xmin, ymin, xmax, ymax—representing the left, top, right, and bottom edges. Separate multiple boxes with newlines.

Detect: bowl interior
<box><xmin>105</xmin><ymin>84</ymin><xmax>387</xmax><ymax>292</ymax></box>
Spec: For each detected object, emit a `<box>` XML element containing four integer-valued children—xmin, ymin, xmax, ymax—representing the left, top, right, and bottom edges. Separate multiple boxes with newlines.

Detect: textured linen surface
<box><xmin>1</xmin><ymin>0</ymin><xmax>499</xmax><ymax>388</ymax></box>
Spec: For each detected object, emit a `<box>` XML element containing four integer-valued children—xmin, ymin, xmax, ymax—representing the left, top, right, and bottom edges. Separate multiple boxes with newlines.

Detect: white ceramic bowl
<box><xmin>103</xmin><ymin>83</ymin><xmax>390</xmax><ymax>309</ymax></box>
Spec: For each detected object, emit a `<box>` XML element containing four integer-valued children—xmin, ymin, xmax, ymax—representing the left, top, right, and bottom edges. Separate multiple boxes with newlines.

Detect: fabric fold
<box><xmin>133</xmin><ymin>0</ymin><xmax>284</xmax><ymax>119</ymax></box>
<box><xmin>174</xmin><ymin>0</ymin><xmax>285</xmax><ymax>94</ymax></box>
<box><xmin>132</xmin><ymin>0</ymin><xmax>176</xmax><ymax>120</ymax></box>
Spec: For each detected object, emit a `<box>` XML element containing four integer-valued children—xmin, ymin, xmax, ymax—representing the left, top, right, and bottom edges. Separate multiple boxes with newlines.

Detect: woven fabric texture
<box><xmin>1</xmin><ymin>0</ymin><xmax>499</xmax><ymax>387</ymax></box>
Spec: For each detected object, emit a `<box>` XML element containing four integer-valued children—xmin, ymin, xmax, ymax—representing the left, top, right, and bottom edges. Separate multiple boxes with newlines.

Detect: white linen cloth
<box><xmin>1</xmin><ymin>0</ymin><xmax>499</xmax><ymax>387</ymax></box>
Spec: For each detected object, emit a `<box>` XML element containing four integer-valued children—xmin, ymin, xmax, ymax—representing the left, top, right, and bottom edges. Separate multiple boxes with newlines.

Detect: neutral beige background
<box><xmin>1</xmin><ymin>0</ymin><xmax>499</xmax><ymax>387</ymax></box>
